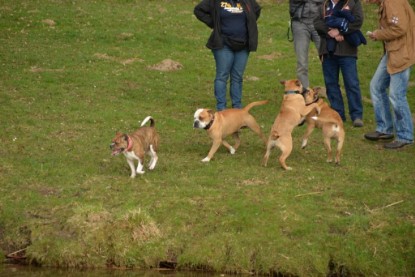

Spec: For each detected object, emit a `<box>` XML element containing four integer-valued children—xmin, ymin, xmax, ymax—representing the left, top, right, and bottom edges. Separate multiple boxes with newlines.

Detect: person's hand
<box><xmin>328</xmin><ymin>28</ymin><xmax>340</xmax><ymax>38</ymax></box>
<box><xmin>335</xmin><ymin>35</ymin><xmax>344</xmax><ymax>42</ymax></box>
<box><xmin>366</xmin><ymin>31</ymin><xmax>377</xmax><ymax>41</ymax></box>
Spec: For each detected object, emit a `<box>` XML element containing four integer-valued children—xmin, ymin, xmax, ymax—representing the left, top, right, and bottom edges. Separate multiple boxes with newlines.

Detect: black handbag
<box><xmin>223</xmin><ymin>36</ymin><xmax>247</xmax><ymax>51</ymax></box>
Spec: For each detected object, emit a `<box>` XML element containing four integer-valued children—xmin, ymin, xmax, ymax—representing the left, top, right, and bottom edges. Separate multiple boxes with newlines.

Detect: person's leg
<box><xmin>230</xmin><ymin>49</ymin><xmax>249</xmax><ymax>109</ymax></box>
<box><xmin>212</xmin><ymin>46</ymin><xmax>234</xmax><ymax>111</ymax></box>
<box><xmin>389</xmin><ymin>67</ymin><xmax>414</xmax><ymax>143</ymax></box>
<box><xmin>369</xmin><ymin>55</ymin><xmax>394</xmax><ymax>135</ymax></box>
<box><xmin>292</xmin><ymin>21</ymin><xmax>311</xmax><ymax>88</ymax></box>
<box><xmin>322</xmin><ymin>55</ymin><xmax>345</xmax><ymax>121</ymax></box>
<box><xmin>339</xmin><ymin>56</ymin><xmax>363</xmax><ymax>122</ymax></box>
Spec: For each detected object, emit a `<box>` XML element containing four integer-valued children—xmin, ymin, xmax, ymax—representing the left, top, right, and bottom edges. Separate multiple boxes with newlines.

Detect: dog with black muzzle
<box><xmin>302</xmin><ymin>87</ymin><xmax>345</xmax><ymax>164</ymax></box>
<box><xmin>193</xmin><ymin>100</ymin><xmax>268</xmax><ymax>162</ymax></box>
<box><xmin>110</xmin><ymin>116</ymin><xmax>159</xmax><ymax>178</ymax></box>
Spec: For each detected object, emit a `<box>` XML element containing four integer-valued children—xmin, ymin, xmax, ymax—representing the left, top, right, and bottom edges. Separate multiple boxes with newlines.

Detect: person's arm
<box><xmin>371</xmin><ymin>0</ymin><xmax>409</xmax><ymax>41</ymax></box>
<box><xmin>252</xmin><ymin>0</ymin><xmax>261</xmax><ymax>20</ymax></box>
<box><xmin>194</xmin><ymin>0</ymin><xmax>214</xmax><ymax>28</ymax></box>
<box><xmin>313</xmin><ymin>4</ymin><xmax>329</xmax><ymax>35</ymax></box>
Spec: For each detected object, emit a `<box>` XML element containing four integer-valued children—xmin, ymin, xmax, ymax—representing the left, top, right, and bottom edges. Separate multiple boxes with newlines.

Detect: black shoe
<box><xmin>383</xmin><ymin>140</ymin><xmax>413</xmax><ymax>149</ymax></box>
<box><xmin>364</xmin><ymin>131</ymin><xmax>394</xmax><ymax>141</ymax></box>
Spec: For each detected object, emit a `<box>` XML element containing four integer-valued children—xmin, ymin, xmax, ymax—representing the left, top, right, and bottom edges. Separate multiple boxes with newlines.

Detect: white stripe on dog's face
<box><xmin>193</xmin><ymin>108</ymin><xmax>208</xmax><ymax>129</ymax></box>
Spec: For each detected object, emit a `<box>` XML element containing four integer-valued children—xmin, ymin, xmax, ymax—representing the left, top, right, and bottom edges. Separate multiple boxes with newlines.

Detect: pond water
<box><xmin>0</xmin><ymin>265</ymin><xmax>222</xmax><ymax>277</ymax></box>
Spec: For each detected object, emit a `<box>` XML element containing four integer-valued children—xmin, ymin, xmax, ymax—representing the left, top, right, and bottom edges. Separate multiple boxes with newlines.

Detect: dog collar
<box><xmin>285</xmin><ymin>90</ymin><xmax>301</xmax><ymax>95</ymax></box>
<box><xmin>306</xmin><ymin>96</ymin><xmax>320</xmax><ymax>106</ymax></box>
<box><xmin>204</xmin><ymin>115</ymin><xmax>215</xmax><ymax>130</ymax></box>
<box><xmin>125</xmin><ymin>135</ymin><xmax>133</xmax><ymax>151</ymax></box>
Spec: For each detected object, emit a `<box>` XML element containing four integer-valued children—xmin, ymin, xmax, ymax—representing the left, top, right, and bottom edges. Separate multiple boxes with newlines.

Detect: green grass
<box><xmin>1</xmin><ymin>0</ymin><xmax>414</xmax><ymax>276</ymax></box>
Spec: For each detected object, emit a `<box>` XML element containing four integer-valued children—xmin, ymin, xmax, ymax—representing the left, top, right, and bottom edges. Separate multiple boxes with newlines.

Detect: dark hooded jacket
<box><xmin>194</xmin><ymin>0</ymin><xmax>261</xmax><ymax>51</ymax></box>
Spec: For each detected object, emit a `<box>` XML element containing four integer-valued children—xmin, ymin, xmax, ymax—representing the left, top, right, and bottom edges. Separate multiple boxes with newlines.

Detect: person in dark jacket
<box><xmin>194</xmin><ymin>0</ymin><xmax>261</xmax><ymax>111</ymax></box>
<box><xmin>314</xmin><ymin>0</ymin><xmax>364</xmax><ymax>127</ymax></box>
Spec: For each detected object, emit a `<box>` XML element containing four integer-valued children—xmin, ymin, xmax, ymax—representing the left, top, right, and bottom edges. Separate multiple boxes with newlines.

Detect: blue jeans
<box><xmin>322</xmin><ymin>55</ymin><xmax>363</xmax><ymax>122</ymax></box>
<box><xmin>292</xmin><ymin>20</ymin><xmax>321</xmax><ymax>88</ymax></box>
<box><xmin>370</xmin><ymin>55</ymin><xmax>414</xmax><ymax>143</ymax></box>
<box><xmin>212</xmin><ymin>45</ymin><xmax>249</xmax><ymax>111</ymax></box>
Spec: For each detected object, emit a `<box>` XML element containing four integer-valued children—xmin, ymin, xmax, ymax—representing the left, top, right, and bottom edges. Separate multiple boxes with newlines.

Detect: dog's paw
<box><xmin>229</xmin><ymin>147</ymin><xmax>236</xmax><ymax>155</ymax></box>
<box><xmin>130</xmin><ymin>174</ymin><xmax>136</xmax><ymax>178</ymax></box>
<box><xmin>311</xmin><ymin>116</ymin><xmax>318</xmax><ymax>121</ymax></box>
<box><xmin>201</xmin><ymin>157</ymin><xmax>210</xmax><ymax>162</ymax></box>
<box><xmin>136</xmin><ymin>170</ymin><xmax>145</xmax><ymax>175</ymax></box>
<box><xmin>301</xmin><ymin>139</ymin><xmax>308</xmax><ymax>149</ymax></box>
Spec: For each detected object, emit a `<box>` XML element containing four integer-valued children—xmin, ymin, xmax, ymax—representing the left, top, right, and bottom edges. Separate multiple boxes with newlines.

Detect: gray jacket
<box><xmin>290</xmin><ymin>0</ymin><xmax>324</xmax><ymax>24</ymax></box>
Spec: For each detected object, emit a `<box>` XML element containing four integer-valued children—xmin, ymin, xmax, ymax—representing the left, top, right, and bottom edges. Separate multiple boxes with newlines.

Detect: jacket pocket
<box><xmin>385</xmin><ymin>39</ymin><xmax>408</xmax><ymax>69</ymax></box>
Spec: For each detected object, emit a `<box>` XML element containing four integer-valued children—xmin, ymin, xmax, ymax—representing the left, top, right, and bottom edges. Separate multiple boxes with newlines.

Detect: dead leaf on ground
<box><xmin>29</xmin><ymin>66</ymin><xmax>64</xmax><ymax>73</ymax></box>
<box><xmin>41</xmin><ymin>19</ymin><xmax>56</xmax><ymax>27</ymax></box>
<box><xmin>93</xmin><ymin>53</ymin><xmax>143</xmax><ymax>65</ymax></box>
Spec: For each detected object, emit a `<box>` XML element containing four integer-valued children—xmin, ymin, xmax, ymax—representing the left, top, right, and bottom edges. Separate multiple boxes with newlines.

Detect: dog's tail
<box><xmin>243</xmin><ymin>100</ymin><xmax>269</xmax><ymax>111</ymax></box>
<box><xmin>141</xmin><ymin>116</ymin><xmax>155</xmax><ymax>127</ymax></box>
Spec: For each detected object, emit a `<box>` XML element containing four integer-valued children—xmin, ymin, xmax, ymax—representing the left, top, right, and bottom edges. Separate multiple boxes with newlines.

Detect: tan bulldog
<box><xmin>262</xmin><ymin>80</ymin><xmax>320</xmax><ymax>170</ymax></box>
<box><xmin>193</xmin><ymin>100</ymin><xmax>268</xmax><ymax>162</ymax></box>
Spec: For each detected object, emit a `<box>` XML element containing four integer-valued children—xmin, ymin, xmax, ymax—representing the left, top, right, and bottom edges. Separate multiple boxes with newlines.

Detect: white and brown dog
<box><xmin>302</xmin><ymin>87</ymin><xmax>345</xmax><ymax>164</ymax></box>
<box><xmin>262</xmin><ymin>80</ymin><xmax>320</xmax><ymax>170</ymax></box>
<box><xmin>110</xmin><ymin>116</ymin><xmax>159</xmax><ymax>178</ymax></box>
<box><xmin>193</xmin><ymin>100</ymin><xmax>268</xmax><ymax>162</ymax></box>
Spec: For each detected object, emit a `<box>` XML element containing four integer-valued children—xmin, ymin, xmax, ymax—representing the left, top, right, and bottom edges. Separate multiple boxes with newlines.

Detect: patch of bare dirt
<box><xmin>41</xmin><ymin>19</ymin><xmax>56</xmax><ymax>27</ymax></box>
<box><xmin>29</xmin><ymin>66</ymin><xmax>64</xmax><ymax>73</ymax></box>
<box><xmin>257</xmin><ymin>52</ymin><xmax>283</xmax><ymax>60</ymax></box>
<box><xmin>147</xmin><ymin>59</ymin><xmax>183</xmax><ymax>72</ymax></box>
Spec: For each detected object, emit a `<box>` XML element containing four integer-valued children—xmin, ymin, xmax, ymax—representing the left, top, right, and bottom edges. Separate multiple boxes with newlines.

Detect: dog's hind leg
<box><xmin>323</xmin><ymin>136</ymin><xmax>333</xmax><ymax>163</ymax></box>
<box><xmin>245</xmin><ymin>116</ymin><xmax>267</xmax><ymax>144</ymax></box>
<box><xmin>222</xmin><ymin>140</ymin><xmax>236</xmax><ymax>154</ymax></box>
<box><xmin>261</xmin><ymin>138</ymin><xmax>275</xmax><ymax>167</ymax></box>
<box><xmin>148</xmin><ymin>145</ymin><xmax>158</xmax><ymax>170</ymax></box>
<box><xmin>278</xmin><ymin>138</ymin><xmax>293</xmax><ymax>170</ymax></box>
<box><xmin>335</xmin><ymin>136</ymin><xmax>344</xmax><ymax>164</ymax></box>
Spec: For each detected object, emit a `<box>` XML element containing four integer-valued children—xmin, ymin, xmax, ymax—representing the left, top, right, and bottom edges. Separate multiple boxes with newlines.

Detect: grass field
<box><xmin>1</xmin><ymin>0</ymin><xmax>414</xmax><ymax>276</ymax></box>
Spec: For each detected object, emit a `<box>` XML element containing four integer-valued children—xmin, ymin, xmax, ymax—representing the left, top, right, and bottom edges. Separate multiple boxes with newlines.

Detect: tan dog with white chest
<box><xmin>193</xmin><ymin>100</ymin><xmax>268</xmax><ymax>162</ymax></box>
<box><xmin>262</xmin><ymin>80</ymin><xmax>320</xmax><ymax>170</ymax></box>
<box><xmin>302</xmin><ymin>87</ymin><xmax>345</xmax><ymax>164</ymax></box>
<box><xmin>110</xmin><ymin>116</ymin><xmax>159</xmax><ymax>178</ymax></box>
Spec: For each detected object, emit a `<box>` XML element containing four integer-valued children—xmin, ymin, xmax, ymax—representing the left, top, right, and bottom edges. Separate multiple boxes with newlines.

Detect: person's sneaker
<box><xmin>383</xmin><ymin>140</ymin><xmax>413</xmax><ymax>149</ymax></box>
<box><xmin>364</xmin><ymin>131</ymin><xmax>394</xmax><ymax>141</ymax></box>
<box><xmin>353</xmin><ymin>118</ymin><xmax>364</xmax><ymax>127</ymax></box>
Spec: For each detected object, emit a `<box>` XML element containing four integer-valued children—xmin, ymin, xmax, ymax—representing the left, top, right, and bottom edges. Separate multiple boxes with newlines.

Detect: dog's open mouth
<box><xmin>111</xmin><ymin>148</ymin><xmax>124</xmax><ymax>156</ymax></box>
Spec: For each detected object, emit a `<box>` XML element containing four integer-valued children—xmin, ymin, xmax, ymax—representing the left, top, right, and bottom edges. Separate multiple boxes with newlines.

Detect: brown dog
<box><xmin>262</xmin><ymin>80</ymin><xmax>320</xmax><ymax>170</ymax></box>
<box><xmin>110</xmin><ymin>116</ymin><xmax>159</xmax><ymax>178</ymax></box>
<box><xmin>193</xmin><ymin>100</ymin><xmax>268</xmax><ymax>162</ymax></box>
<box><xmin>302</xmin><ymin>87</ymin><xmax>345</xmax><ymax>164</ymax></box>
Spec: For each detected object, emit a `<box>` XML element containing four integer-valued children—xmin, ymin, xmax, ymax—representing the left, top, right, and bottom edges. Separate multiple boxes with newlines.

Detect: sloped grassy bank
<box><xmin>1</xmin><ymin>0</ymin><xmax>414</xmax><ymax>276</ymax></box>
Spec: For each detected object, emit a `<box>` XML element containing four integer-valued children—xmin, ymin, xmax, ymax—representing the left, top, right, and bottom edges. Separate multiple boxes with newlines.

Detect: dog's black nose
<box><xmin>109</xmin><ymin>143</ymin><xmax>114</xmax><ymax>149</ymax></box>
<box><xmin>193</xmin><ymin>122</ymin><xmax>199</xmax><ymax>128</ymax></box>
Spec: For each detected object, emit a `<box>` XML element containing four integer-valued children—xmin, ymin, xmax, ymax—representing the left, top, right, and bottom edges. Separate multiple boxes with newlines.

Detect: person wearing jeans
<box><xmin>364</xmin><ymin>0</ymin><xmax>415</xmax><ymax>149</ymax></box>
<box><xmin>194</xmin><ymin>0</ymin><xmax>261</xmax><ymax>111</ymax></box>
<box><xmin>322</xmin><ymin>55</ymin><xmax>363</xmax><ymax>123</ymax></box>
<box><xmin>289</xmin><ymin>0</ymin><xmax>324</xmax><ymax>89</ymax></box>
<box><xmin>213</xmin><ymin>46</ymin><xmax>249</xmax><ymax>110</ymax></box>
<box><xmin>314</xmin><ymin>0</ymin><xmax>364</xmax><ymax>127</ymax></box>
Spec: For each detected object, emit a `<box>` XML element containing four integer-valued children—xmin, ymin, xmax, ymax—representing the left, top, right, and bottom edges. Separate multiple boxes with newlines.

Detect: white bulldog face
<box><xmin>193</xmin><ymin>108</ymin><xmax>214</xmax><ymax>129</ymax></box>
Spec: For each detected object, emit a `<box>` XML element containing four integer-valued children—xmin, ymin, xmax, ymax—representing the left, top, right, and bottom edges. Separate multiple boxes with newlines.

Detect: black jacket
<box><xmin>194</xmin><ymin>0</ymin><xmax>261</xmax><ymax>51</ymax></box>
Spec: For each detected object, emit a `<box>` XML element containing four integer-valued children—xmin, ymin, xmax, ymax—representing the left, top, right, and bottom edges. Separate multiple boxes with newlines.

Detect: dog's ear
<box><xmin>295</xmin><ymin>80</ymin><xmax>302</xmax><ymax>87</ymax></box>
<box><xmin>123</xmin><ymin>134</ymin><xmax>128</xmax><ymax>141</ymax></box>
<box><xmin>207</xmin><ymin>109</ymin><xmax>214</xmax><ymax>117</ymax></box>
<box><xmin>279</xmin><ymin>80</ymin><xmax>286</xmax><ymax>85</ymax></box>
